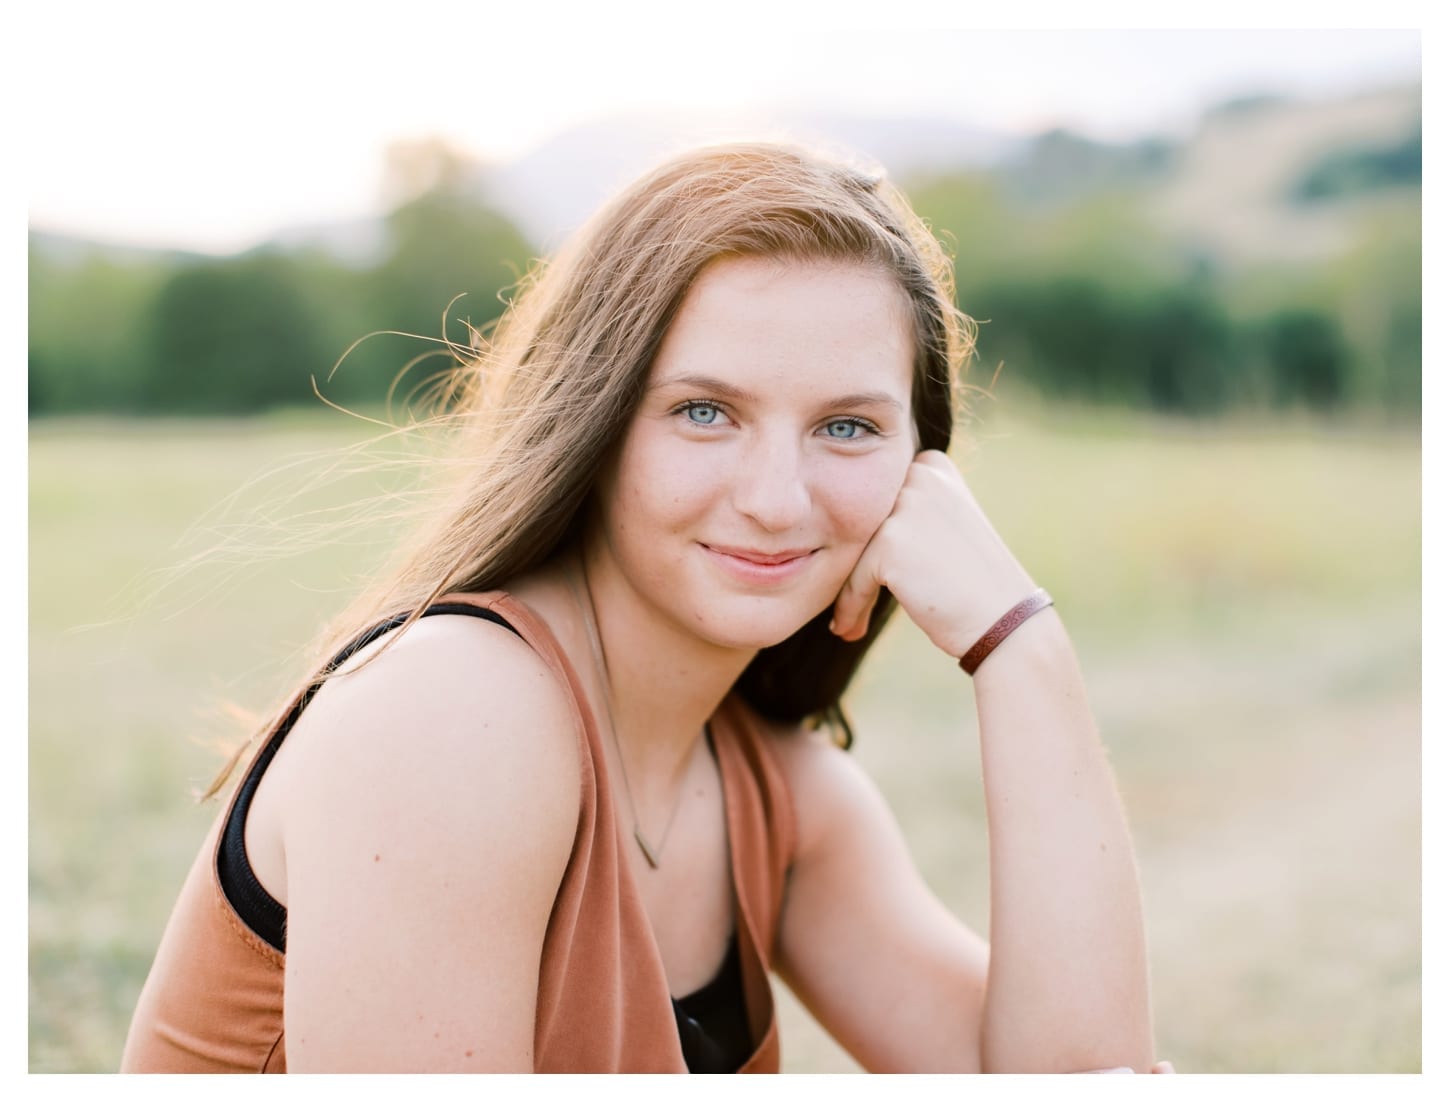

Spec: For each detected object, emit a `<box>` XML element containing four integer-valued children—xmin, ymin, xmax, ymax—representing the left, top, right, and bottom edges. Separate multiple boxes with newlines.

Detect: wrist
<box><xmin>957</xmin><ymin>588</ymin><xmax>1056</xmax><ymax>676</ymax></box>
<box><xmin>968</xmin><ymin>608</ymin><xmax>1077</xmax><ymax>687</ymax></box>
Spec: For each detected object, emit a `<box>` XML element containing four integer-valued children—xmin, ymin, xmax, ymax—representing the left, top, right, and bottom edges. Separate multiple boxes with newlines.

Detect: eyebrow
<box><xmin>650</xmin><ymin>372</ymin><xmax>905</xmax><ymax>412</ymax></box>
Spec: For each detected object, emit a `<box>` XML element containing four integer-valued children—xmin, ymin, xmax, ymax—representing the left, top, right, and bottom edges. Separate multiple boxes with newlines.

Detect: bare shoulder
<box><xmin>276</xmin><ymin>611</ymin><xmax>577</xmax><ymax>783</ymax></box>
<box><xmin>261</xmin><ymin>609</ymin><xmax>582</xmax><ymax>925</ymax></box>
<box><xmin>276</xmin><ymin>611</ymin><xmax>582</xmax><ymax>843</ymax></box>
<box><xmin>271</xmin><ymin>612</ymin><xmax>582</xmax><ymax>1069</ymax></box>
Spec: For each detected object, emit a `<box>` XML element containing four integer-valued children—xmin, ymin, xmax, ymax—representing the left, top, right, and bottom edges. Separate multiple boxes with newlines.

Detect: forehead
<box><xmin>650</xmin><ymin>256</ymin><xmax>916</xmax><ymax>395</ymax></box>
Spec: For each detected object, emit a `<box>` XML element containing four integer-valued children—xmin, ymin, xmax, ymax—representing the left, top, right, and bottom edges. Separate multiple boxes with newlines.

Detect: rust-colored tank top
<box><xmin>120</xmin><ymin>591</ymin><xmax>796</xmax><ymax>1073</ymax></box>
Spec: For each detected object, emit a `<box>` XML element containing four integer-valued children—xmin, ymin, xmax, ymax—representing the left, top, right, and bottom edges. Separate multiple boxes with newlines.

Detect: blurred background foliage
<box><xmin>28</xmin><ymin>87</ymin><xmax>1421</xmax><ymax>423</ymax></box>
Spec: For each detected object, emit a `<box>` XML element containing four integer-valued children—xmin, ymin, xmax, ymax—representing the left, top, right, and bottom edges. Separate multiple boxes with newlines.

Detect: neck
<box><xmin>573</xmin><ymin>539</ymin><xmax>755</xmax><ymax>801</ymax></box>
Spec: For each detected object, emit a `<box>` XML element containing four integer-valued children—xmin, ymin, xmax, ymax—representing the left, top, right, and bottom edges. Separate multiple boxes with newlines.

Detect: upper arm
<box><xmin>773</xmin><ymin>727</ymin><xmax>989</xmax><ymax>1073</ymax></box>
<box><xmin>273</xmin><ymin>616</ymin><xmax>580</xmax><ymax>1072</ymax></box>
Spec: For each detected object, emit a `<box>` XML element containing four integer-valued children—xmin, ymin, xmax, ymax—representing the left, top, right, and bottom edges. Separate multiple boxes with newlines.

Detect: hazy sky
<box><xmin>24</xmin><ymin>5</ymin><xmax>1422</xmax><ymax>253</ymax></box>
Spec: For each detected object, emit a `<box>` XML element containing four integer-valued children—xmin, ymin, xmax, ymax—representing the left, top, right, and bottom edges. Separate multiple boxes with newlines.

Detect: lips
<box><xmin>700</xmin><ymin>543</ymin><xmax>818</xmax><ymax>587</ymax></box>
<box><xmin>704</xmin><ymin>544</ymin><xmax>814</xmax><ymax>565</ymax></box>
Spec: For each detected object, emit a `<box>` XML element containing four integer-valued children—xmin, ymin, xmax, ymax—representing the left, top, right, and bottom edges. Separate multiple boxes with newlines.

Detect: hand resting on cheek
<box><xmin>831</xmin><ymin>449</ymin><xmax>1037</xmax><ymax>660</ymax></box>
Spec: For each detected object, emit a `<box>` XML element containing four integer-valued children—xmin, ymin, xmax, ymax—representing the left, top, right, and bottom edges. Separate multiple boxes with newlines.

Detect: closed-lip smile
<box><xmin>700</xmin><ymin>543</ymin><xmax>819</xmax><ymax>587</ymax></box>
<box><xmin>703</xmin><ymin>544</ymin><xmax>815</xmax><ymax>565</ymax></box>
<box><xmin>700</xmin><ymin>543</ymin><xmax>819</xmax><ymax>586</ymax></box>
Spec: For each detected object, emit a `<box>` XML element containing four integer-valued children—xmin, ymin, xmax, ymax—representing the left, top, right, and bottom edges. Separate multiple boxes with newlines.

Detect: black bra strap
<box><xmin>217</xmin><ymin>604</ymin><xmax>522</xmax><ymax>953</ymax></box>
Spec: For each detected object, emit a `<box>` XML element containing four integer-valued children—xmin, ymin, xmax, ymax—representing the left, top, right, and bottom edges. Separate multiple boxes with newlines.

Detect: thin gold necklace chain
<box><xmin>569</xmin><ymin>559</ymin><xmax>694</xmax><ymax>870</ymax></box>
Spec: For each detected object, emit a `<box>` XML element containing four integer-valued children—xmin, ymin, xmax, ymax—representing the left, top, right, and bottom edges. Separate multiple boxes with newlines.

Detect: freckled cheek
<box><xmin>614</xmin><ymin>437</ymin><xmax>724</xmax><ymax>531</ymax></box>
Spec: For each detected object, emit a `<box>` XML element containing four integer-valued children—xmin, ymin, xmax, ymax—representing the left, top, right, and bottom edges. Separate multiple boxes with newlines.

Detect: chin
<box><xmin>690</xmin><ymin>596</ymin><xmax>828</xmax><ymax>653</ymax></box>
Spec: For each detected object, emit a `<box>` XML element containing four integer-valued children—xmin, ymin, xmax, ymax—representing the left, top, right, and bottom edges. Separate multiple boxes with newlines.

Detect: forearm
<box><xmin>972</xmin><ymin>610</ymin><xmax>1153</xmax><ymax>1072</ymax></box>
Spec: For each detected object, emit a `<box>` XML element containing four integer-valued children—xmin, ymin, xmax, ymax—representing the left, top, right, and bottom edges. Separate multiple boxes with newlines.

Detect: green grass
<box><xmin>29</xmin><ymin>407</ymin><xmax>1421</xmax><ymax>1072</ymax></box>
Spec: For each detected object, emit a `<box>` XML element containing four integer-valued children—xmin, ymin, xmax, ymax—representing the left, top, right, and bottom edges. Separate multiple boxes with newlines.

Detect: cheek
<box><xmin>610</xmin><ymin>433</ymin><xmax>722</xmax><ymax>533</ymax></box>
<box><xmin>817</xmin><ymin>453</ymin><xmax>913</xmax><ymax>541</ymax></box>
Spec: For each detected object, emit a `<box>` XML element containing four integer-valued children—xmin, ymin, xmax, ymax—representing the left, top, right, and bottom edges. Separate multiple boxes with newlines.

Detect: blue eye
<box><xmin>684</xmin><ymin>402</ymin><xmax>721</xmax><ymax>425</ymax></box>
<box><xmin>824</xmin><ymin>418</ymin><xmax>873</xmax><ymax>440</ymax></box>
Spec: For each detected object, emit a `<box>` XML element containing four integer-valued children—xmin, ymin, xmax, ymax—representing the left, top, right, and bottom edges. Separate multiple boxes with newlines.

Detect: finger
<box><xmin>831</xmin><ymin>540</ymin><xmax>882</xmax><ymax>642</ymax></box>
<box><xmin>913</xmin><ymin>448</ymin><xmax>967</xmax><ymax>488</ymax></box>
<box><xmin>914</xmin><ymin>447</ymin><xmax>955</xmax><ymax>471</ymax></box>
<box><xmin>1151</xmin><ymin>1060</ymin><xmax>1176</xmax><ymax>1074</ymax></box>
<box><xmin>831</xmin><ymin>570</ymin><xmax>879</xmax><ymax>642</ymax></box>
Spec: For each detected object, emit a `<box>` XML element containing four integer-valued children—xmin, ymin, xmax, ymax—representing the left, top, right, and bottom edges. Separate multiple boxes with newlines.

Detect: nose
<box><xmin>731</xmin><ymin>427</ymin><xmax>812</xmax><ymax>532</ymax></box>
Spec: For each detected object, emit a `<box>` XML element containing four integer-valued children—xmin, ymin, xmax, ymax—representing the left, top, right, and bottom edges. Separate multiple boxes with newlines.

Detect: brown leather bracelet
<box><xmin>959</xmin><ymin>588</ymin><xmax>1055</xmax><ymax>675</ymax></box>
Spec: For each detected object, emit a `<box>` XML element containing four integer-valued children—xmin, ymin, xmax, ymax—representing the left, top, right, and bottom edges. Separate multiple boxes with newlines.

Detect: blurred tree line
<box><xmin>29</xmin><ymin>141</ymin><xmax>534</xmax><ymax>417</ymax></box>
<box><xmin>908</xmin><ymin>143</ymin><xmax>1420</xmax><ymax>418</ymax></box>
<box><xmin>29</xmin><ymin>133</ymin><xmax>1420</xmax><ymax>419</ymax></box>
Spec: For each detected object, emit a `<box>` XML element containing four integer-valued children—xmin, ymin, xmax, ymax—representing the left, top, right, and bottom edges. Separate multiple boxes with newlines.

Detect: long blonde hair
<box><xmin>206</xmin><ymin>141</ymin><xmax>973</xmax><ymax>796</ymax></box>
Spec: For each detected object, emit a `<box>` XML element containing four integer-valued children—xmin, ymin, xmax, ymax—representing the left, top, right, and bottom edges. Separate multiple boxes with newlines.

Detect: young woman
<box><xmin>122</xmin><ymin>142</ymin><xmax>1163</xmax><ymax>1073</ymax></box>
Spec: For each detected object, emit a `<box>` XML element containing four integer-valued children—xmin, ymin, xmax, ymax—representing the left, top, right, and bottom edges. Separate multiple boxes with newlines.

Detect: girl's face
<box><xmin>591</xmin><ymin>255</ymin><xmax>919</xmax><ymax>653</ymax></box>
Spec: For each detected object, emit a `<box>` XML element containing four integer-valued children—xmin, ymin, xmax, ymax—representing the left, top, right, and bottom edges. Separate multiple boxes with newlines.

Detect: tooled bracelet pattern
<box><xmin>958</xmin><ymin>588</ymin><xmax>1055</xmax><ymax>676</ymax></box>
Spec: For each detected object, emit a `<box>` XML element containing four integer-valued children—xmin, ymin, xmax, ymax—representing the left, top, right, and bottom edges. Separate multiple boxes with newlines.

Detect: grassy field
<box><xmin>28</xmin><ymin>404</ymin><xmax>1421</xmax><ymax>1072</ymax></box>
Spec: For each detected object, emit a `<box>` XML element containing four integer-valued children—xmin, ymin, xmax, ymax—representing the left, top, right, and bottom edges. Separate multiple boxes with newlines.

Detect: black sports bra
<box><xmin>216</xmin><ymin>602</ymin><xmax>753</xmax><ymax>1073</ymax></box>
